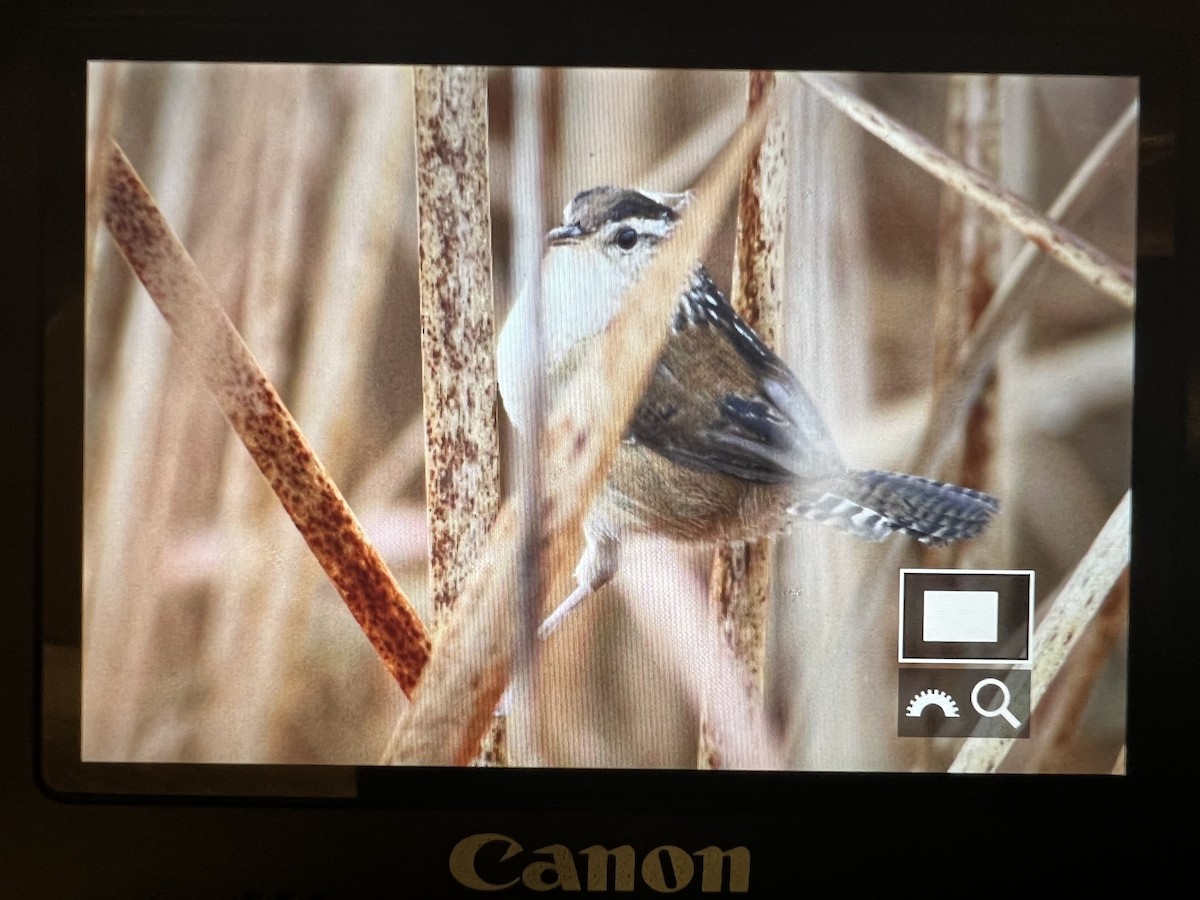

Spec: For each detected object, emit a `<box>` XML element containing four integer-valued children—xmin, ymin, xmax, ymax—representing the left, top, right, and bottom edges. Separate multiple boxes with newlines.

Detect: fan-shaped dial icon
<box><xmin>905</xmin><ymin>688</ymin><xmax>960</xmax><ymax>718</ymax></box>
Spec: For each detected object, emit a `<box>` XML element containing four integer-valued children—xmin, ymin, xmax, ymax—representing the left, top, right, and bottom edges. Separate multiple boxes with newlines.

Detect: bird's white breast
<box><xmin>497</xmin><ymin>245</ymin><xmax>632</xmax><ymax>432</ymax></box>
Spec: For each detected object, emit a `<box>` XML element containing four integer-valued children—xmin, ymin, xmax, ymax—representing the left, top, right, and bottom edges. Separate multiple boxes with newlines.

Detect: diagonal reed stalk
<box><xmin>102</xmin><ymin>139</ymin><xmax>432</xmax><ymax>696</ymax></box>
<box><xmin>382</xmin><ymin>95</ymin><xmax>777</xmax><ymax>767</ymax></box>
<box><xmin>949</xmin><ymin>490</ymin><xmax>1131</xmax><ymax>773</ymax></box>
<box><xmin>1023</xmin><ymin>569</ymin><xmax>1128</xmax><ymax>772</ymax></box>
<box><xmin>784</xmin><ymin>79</ymin><xmax>1134</xmax><ymax>773</ymax></box>
<box><xmin>798</xmin><ymin>73</ymin><xmax>1135</xmax><ymax>309</ymax></box>
<box><xmin>912</xmin><ymin>99</ymin><xmax>1139</xmax><ymax>476</ymax></box>
<box><xmin>846</xmin><ymin>95</ymin><xmax>1137</xmax><ymax>667</ymax></box>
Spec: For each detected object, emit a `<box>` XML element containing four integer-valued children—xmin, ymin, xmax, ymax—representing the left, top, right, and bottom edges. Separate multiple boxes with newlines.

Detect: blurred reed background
<box><xmin>83</xmin><ymin>63</ymin><xmax>1135</xmax><ymax>772</ymax></box>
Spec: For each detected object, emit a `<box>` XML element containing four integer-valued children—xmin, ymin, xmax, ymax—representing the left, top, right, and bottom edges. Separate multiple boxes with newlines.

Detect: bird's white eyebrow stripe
<box><xmin>638</xmin><ymin>218</ymin><xmax>672</xmax><ymax>236</ymax></box>
<box><xmin>604</xmin><ymin>216</ymin><xmax>672</xmax><ymax>238</ymax></box>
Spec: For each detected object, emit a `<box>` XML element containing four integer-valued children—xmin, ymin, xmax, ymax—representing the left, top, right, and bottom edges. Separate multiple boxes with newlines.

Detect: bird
<box><xmin>497</xmin><ymin>185</ymin><xmax>999</xmax><ymax>638</ymax></box>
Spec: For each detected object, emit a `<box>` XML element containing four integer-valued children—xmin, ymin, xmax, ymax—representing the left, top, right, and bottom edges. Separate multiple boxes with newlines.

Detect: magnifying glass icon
<box><xmin>971</xmin><ymin>678</ymin><xmax>1022</xmax><ymax>729</ymax></box>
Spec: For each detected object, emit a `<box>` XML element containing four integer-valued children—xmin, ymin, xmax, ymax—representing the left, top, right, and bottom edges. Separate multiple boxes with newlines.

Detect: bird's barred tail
<box><xmin>792</xmin><ymin>469</ymin><xmax>999</xmax><ymax>546</ymax></box>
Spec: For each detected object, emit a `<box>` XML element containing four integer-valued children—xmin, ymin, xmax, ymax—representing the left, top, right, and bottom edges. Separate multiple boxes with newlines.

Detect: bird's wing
<box><xmin>628</xmin><ymin>267</ymin><xmax>843</xmax><ymax>484</ymax></box>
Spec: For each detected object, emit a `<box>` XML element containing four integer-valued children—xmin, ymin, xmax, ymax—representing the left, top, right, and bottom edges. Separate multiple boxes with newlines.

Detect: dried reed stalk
<box><xmin>848</xmin><ymin>95</ymin><xmax>1137</xmax><ymax>649</ymax></box>
<box><xmin>383</xmin><ymin>97</ymin><xmax>775</xmax><ymax>767</ymax></box>
<box><xmin>414</xmin><ymin>66</ymin><xmax>500</xmax><ymax>633</ymax></box>
<box><xmin>798</xmin><ymin>73</ymin><xmax>1136</xmax><ymax>308</ymax></box>
<box><xmin>772</xmin><ymin>74</ymin><xmax>879</xmax><ymax>769</ymax></box>
<box><xmin>413</xmin><ymin>66</ymin><xmax>505</xmax><ymax>763</ymax></box>
<box><xmin>925</xmin><ymin>74</ymin><xmax>1004</xmax><ymax>576</ymax></box>
<box><xmin>949</xmin><ymin>490</ymin><xmax>1130</xmax><ymax>773</ymax></box>
<box><xmin>198</xmin><ymin>70</ymin><xmax>328</xmax><ymax>760</ymax></box>
<box><xmin>700</xmin><ymin>71</ymin><xmax>786</xmax><ymax>770</ymax></box>
<box><xmin>1028</xmin><ymin>492</ymin><xmax>1131</xmax><ymax>698</ymax></box>
<box><xmin>102</xmin><ymin>139</ymin><xmax>432</xmax><ymax>696</ymax></box>
<box><xmin>1023</xmin><ymin>569</ymin><xmax>1128</xmax><ymax>772</ymax></box>
<box><xmin>514</xmin><ymin>66</ymin><xmax>563</xmax><ymax>767</ymax></box>
<box><xmin>911</xmin><ymin>99</ymin><xmax>1138</xmax><ymax>476</ymax></box>
<box><xmin>901</xmin><ymin>74</ymin><xmax>1005</xmax><ymax>769</ymax></box>
<box><xmin>86</xmin><ymin>63</ymin><xmax>128</xmax><ymax>278</ymax></box>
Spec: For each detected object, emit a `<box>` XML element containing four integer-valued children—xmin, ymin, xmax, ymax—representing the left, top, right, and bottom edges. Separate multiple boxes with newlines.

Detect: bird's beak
<box><xmin>546</xmin><ymin>222</ymin><xmax>585</xmax><ymax>246</ymax></box>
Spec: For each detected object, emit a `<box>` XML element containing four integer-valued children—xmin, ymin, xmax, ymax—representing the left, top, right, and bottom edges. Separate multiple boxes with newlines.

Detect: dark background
<box><xmin>4</xmin><ymin>0</ymin><xmax>1197</xmax><ymax>894</ymax></box>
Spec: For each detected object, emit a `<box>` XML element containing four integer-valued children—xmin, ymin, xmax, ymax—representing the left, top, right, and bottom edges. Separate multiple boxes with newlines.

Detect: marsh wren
<box><xmin>498</xmin><ymin>186</ymin><xmax>998</xmax><ymax>637</ymax></box>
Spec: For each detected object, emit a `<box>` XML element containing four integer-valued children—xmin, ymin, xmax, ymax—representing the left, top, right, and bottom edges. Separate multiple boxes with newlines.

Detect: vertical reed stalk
<box><xmin>515</xmin><ymin>67</ymin><xmax>567</xmax><ymax>767</ymax></box>
<box><xmin>413</xmin><ymin>66</ymin><xmax>504</xmax><ymax>764</ymax></box>
<box><xmin>775</xmin><ymin>74</ymin><xmax>876</xmax><ymax>769</ymax></box>
<box><xmin>414</xmin><ymin>66</ymin><xmax>500</xmax><ymax>633</ymax></box>
<box><xmin>926</xmin><ymin>74</ymin><xmax>1004</xmax><ymax>575</ymax></box>
<box><xmin>699</xmin><ymin>71</ymin><xmax>786</xmax><ymax>769</ymax></box>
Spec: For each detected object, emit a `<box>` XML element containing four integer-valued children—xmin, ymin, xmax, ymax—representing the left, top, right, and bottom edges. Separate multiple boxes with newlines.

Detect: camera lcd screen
<box><xmin>72</xmin><ymin>62</ymin><xmax>1134</xmax><ymax>780</ymax></box>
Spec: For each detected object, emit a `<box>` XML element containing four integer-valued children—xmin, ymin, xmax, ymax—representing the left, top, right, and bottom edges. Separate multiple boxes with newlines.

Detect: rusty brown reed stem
<box><xmin>414</xmin><ymin>66</ymin><xmax>501</xmax><ymax>635</ymax></box>
<box><xmin>102</xmin><ymin>139</ymin><xmax>431</xmax><ymax>696</ymax></box>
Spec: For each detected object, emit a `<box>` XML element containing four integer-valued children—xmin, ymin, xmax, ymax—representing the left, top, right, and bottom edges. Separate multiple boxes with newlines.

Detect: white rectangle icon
<box><xmin>922</xmin><ymin>590</ymin><xmax>998</xmax><ymax>643</ymax></box>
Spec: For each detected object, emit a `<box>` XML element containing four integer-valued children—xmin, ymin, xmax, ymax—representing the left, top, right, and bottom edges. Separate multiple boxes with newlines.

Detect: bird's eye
<box><xmin>614</xmin><ymin>227</ymin><xmax>638</xmax><ymax>250</ymax></box>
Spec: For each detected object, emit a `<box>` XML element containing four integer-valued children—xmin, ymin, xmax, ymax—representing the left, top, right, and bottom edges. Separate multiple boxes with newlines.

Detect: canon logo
<box><xmin>449</xmin><ymin>833</ymin><xmax>750</xmax><ymax>893</ymax></box>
